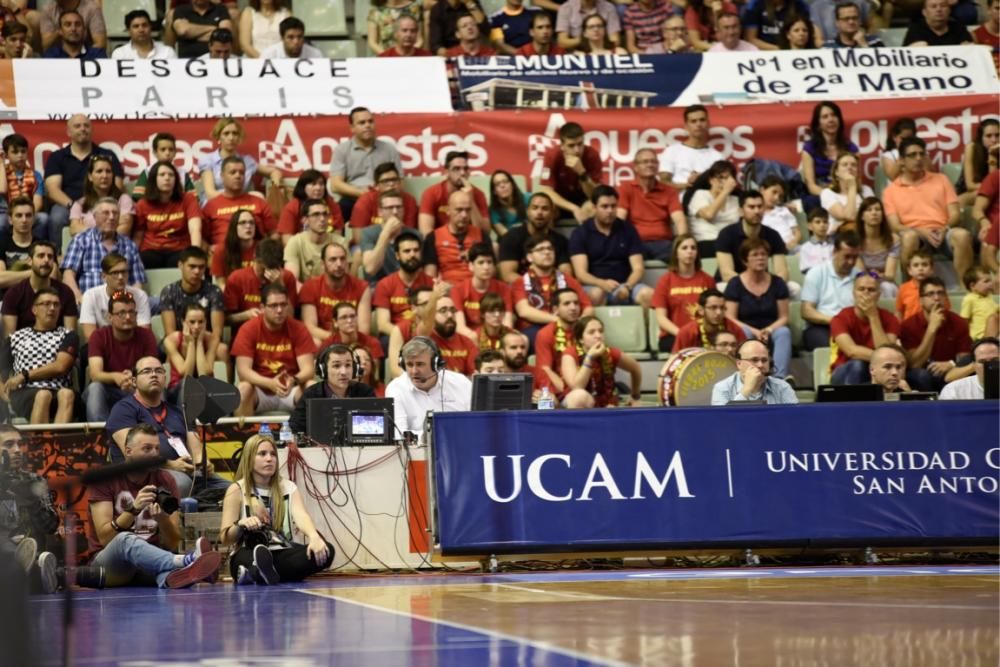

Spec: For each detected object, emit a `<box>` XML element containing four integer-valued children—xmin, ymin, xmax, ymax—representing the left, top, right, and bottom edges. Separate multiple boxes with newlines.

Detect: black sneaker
<box><xmin>252</xmin><ymin>545</ymin><xmax>279</xmax><ymax>585</ymax></box>
<box><xmin>72</xmin><ymin>565</ymin><xmax>106</xmax><ymax>590</ymax></box>
<box><xmin>38</xmin><ymin>552</ymin><xmax>58</xmax><ymax>594</ymax></box>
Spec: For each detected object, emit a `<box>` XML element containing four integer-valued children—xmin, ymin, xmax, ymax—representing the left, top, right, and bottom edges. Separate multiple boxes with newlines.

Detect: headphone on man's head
<box><xmin>315</xmin><ymin>343</ymin><xmax>362</xmax><ymax>382</ymax></box>
<box><xmin>399</xmin><ymin>335</ymin><xmax>445</xmax><ymax>374</ymax></box>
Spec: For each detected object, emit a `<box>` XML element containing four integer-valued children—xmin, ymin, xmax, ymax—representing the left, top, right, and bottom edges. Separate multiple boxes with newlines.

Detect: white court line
<box><xmin>493</xmin><ymin>583</ymin><xmax>995</xmax><ymax>611</ymax></box>
<box><xmin>297</xmin><ymin>588</ymin><xmax>632</xmax><ymax>667</ymax></box>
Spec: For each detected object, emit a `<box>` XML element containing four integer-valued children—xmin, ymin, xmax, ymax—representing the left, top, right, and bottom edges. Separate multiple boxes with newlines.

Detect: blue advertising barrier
<box><xmin>431</xmin><ymin>402</ymin><xmax>1000</xmax><ymax>554</ymax></box>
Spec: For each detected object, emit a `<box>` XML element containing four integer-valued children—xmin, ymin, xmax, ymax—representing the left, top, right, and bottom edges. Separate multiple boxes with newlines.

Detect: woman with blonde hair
<box><xmin>198</xmin><ymin>117</ymin><xmax>283</xmax><ymax>202</ymax></box>
<box><xmin>219</xmin><ymin>434</ymin><xmax>334</xmax><ymax>584</ymax></box>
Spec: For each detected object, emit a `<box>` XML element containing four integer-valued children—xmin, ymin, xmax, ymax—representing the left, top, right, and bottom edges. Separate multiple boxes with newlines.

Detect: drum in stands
<box><xmin>659</xmin><ymin>348</ymin><xmax>737</xmax><ymax>406</ymax></box>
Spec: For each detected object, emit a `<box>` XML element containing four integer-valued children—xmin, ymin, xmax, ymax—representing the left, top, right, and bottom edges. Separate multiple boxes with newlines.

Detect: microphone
<box><xmin>77</xmin><ymin>457</ymin><xmax>167</xmax><ymax>486</ymax></box>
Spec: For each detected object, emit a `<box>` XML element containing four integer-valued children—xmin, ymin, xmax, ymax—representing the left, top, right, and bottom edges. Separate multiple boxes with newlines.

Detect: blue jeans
<box><xmin>740</xmin><ymin>324</ymin><xmax>792</xmax><ymax>378</ymax></box>
<box><xmin>48</xmin><ymin>205</ymin><xmax>70</xmax><ymax>248</ymax></box>
<box><xmin>831</xmin><ymin>359</ymin><xmax>870</xmax><ymax>385</ymax></box>
<box><xmin>90</xmin><ymin>532</ymin><xmax>178</xmax><ymax>588</ymax></box>
<box><xmin>83</xmin><ymin>383</ymin><xmax>129</xmax><ymax>422</ymax></box>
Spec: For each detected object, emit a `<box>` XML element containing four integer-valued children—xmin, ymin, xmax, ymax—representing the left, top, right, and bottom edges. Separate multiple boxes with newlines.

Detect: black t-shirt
<box><xmin>288</xmin><ymin>380</ymin><xmax>377</xmax><ymax>435</ymax></box>
<box><xmin>1</xmin><ymin>278</ymin><xmax>79</xmax><ymax>330</ymax></box>
<box><xmin>714</xmin><ymin>223</ymin><xmax>788</xmax><ymax>278</ymax></box>
<box><xmin>0</xmin><ymin>233</ymin><xmax>37</xmax><ymax>299</ymax></box>
<box><xmin>498</xmin><ymin>226</ymin><xmax>571</xmax><ymax>276</ymax></box>
<box><xmin>724</xmin><ymin>275</ymin><xmax>790</xmax><ymax>330</ymax></box>
<box><xmin>903</xmin><ymin>17</ymin><xmax>972</xmax><ymax>46</ymax></box>
<box><xmin>173</xmin><ymin>3</ymin><xmax>231</xmax><ymax>58</ymax></box>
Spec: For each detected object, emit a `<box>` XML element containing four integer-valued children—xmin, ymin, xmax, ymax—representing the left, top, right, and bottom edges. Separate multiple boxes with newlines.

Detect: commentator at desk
<box><xmin>711</xmin><ymin>339</ymin><xmax>798</xmax><ymax>405</ymax></box>
<box><xmin>288</xmin><ymin>344</ymin><xmax>375</xmax><ymax>434</ymax></box>
<box><xmin>385</xmin><ymin>336</ymin><xmax>471</xmax><ymax>440</ymax></box>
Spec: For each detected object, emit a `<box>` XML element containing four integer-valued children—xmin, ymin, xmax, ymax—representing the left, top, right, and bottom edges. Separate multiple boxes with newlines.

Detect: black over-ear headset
<box><xmin>398</xmin><ymin>335</ymin><xmax>446</xmax><ymax>374</ymax></box>
<box><xmin>316</xmin><ymin>343</ymin><xmax>362</xmax><ymax>381</ymax></box>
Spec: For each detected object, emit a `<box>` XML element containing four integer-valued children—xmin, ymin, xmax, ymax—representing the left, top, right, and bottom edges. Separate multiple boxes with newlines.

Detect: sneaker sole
<box><xmin>253</xmin><ymin>547</ymin><xmax>280</xmax><ymax>586</ymax></box>
<box><xmin>165</xmin><ymin>552</ymin><xmax>223</xmax><ymax>589</ymax></box>
<box><xmin>15</xmin><ymin>538</ymin><xmax>37</xmax><ymax>574</ymax></box>
<box><xmin>38</xmin><ymin>552</ymin><xmax>58</xmax><ymax>594</ymax></box>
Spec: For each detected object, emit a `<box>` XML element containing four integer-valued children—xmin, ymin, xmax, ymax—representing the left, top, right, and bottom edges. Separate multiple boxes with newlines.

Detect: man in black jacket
<box><xmin>288</xmin><ymin>344</ymin><xmax>375</xmax><ymax>436</ymax></box>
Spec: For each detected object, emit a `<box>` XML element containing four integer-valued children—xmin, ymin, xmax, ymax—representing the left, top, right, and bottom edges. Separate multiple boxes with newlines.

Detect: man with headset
<box><xmin>385</xmin><ymin>336</ymin><xmax>472</xmax><ymax>441</ymax></box>
<box><xmin>710</xmin><ymin>338</ymin><xmax>798</xmax><ymax>405</ymax></box>
<box><xmin>288</xmin><ymin>344</ymin><xmax>376</xmax><ymax>435</ymax></box>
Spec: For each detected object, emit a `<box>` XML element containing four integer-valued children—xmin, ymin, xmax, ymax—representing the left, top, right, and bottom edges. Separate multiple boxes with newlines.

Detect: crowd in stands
<box><xmin>0</xmin><ymin>0</ymin><xmax>995</xmax><ymax>61</ymax></box>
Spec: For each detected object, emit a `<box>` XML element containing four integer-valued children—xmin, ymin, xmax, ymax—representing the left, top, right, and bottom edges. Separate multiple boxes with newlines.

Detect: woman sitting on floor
<box><xmin>219</xmin><ymin>434</ymin><xmax>334</xmax><ymax>585</ymax></box>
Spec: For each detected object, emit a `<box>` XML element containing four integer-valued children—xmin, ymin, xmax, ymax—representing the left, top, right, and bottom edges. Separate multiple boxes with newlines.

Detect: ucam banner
<box><xmin>9</xmin><ymin>57</ymin><xmax>453</xmax><ymax>120</ymax></box>
<box><xmin>430</xmin><ymin>402</ymin><xmax>999</xmax><ymax>555</ymax></box>
<box><xmin>455</xmin><ymin>45</ymin><xmax>998</xmax><ymax>110</ymax></box>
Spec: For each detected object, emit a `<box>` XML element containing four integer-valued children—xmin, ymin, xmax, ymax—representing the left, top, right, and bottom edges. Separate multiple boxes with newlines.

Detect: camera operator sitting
<box><xmin>287</xmin><ymin>343</ymin><xmax>375</xmax><ymax>436</ymax></box>
<box><xmin>86</xmin><ymin>424</ymin><xmax>223</xmax><ymax>589</ymax></box>
<box><xmin>219</xmin><ymin>434</ymin><xmax>334</xmax><ymax>585</ymax></box>
<box><xmin>1</xmin><ymin>423</ymin><xmax>62</xmax><ymax>594</ymax></box>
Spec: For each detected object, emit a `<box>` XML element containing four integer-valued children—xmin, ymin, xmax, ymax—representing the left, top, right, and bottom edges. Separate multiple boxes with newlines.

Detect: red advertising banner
<box><xmin>14</xmin><ymin>93</ymin><xmax>997</xmax><ymax>190</ymax></box>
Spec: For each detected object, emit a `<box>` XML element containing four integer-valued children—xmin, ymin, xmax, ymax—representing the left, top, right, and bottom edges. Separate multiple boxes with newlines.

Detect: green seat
<box><xmin>647</xmin><ymin>312</ymin><xmax>663</xmax><ymax>359</ymax></box>
<box><xmin>402</xmin><ymin>176</ymin><xmax>441</xmax><ymax>205</ymax></box>
<box><xmin>878</xmin><ymin>27</ymin><xmax>907</xmax><ymax>47</ymax></box>
<box><xmin>594</xmin><ymin>305</ymin><xmax>650</xmax><ymax>359</ymax></box>
<box><xmin>145</xmin><ymin>268</ymin><xmax>181</xmax><ymax>300</ymax></box>
<box><xmin>813</xmin><ymin>346</ymin><xmax>831</xmax><ymax>388</ymax></box>
<box><xmin>314</xmin><ymin>39</ymin><xmax>358</xmax><ymax>58</ymax></box>
<box><xmin>940</xmin><ymin>163</ymin><xmax>962</xmax><ymax>188</ymax></box>
<box><xmin>785</xmin><ymin>253</ymin><xmax>803</xmax><ymax>289</ymax></box>
<box><xmin>150</xmin><ymin>315</ymin><xmax>164</xmax><ymax>341</ymax></box>
<box><xmin>788</xmin><ymin>300</ymin><xmax>803</xmax><ymax>350</ymax></box>
<box><xmin>294</xmin><ymin>0</ymin><xmax>347</xmax><ymax>35</ymax></box>
<box><xmin>103</xmin><ymin>0</ymin><xmax>156</xmax><ymax>39</ymax></box>
<box><xmin>874</xmin><ymin>163</ymin><xmax>890</xmax><ymax>198</ymax></box>
<box><xmin>701</xmin><ymin>257</ymin><xmax>718</xmax><ymax>279</ymax></box>
<box><xmin>213</xmin><ymin>360</ymin><xmax>229</xmax><ymax>383</ymax></box>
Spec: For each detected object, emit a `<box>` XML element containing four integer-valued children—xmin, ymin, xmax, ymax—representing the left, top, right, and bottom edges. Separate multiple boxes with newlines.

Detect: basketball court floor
<box><xmin>30</xmin><ymin>564</ymin><xmax>999</xmax><ymax>666</ymax></box>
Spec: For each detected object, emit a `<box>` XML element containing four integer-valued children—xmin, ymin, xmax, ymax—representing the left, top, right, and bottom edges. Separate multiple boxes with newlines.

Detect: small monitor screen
<box><xmin>351</xmin><ymin>413</ymin><xmax>385</xmax><ymax>436</ymax></box>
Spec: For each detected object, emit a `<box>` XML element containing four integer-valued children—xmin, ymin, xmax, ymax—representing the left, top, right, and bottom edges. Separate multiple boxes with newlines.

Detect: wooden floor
<box><xmin>32</xmin><ymin>565</ymin><xmax>1000</xmax><ymax>666</ymax></box>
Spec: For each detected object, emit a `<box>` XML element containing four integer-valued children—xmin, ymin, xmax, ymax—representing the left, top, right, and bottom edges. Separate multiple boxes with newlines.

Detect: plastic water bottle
<box><xmin>279</xmin><ymin>420</ymin><xmax>294</xmax><ymax>448</ymax></box>
<box><xmin>258</xmin><ymin>423</ymin><xmax>272</xmax><ymax>438</ymax></box>
<box><xmin>538</xmin><ymin>387</ymin><xmax>555</xmax><ymax>410</ymax></box>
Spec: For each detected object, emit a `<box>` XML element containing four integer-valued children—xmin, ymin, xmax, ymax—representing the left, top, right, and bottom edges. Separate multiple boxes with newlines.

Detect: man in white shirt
<box><xmin>79</xmin><ymin>252</ymin><xmax>153</xmax><ymax>342</ymax></box>
<box><xmin>659</xmin><ymin>105</ymin><xmax>724</xmax><ymax>193</ymax></box>
<box><xmin>709</xmin><ymin>13</ymin><xmax>759</xmax><ymax>52</ymax></box>
<box><xmin>258</xmin><ymin>17</ymin><xmax>324</xmax><ymax>58</ymax></box>
<box><xmin>385</xmin><ymin>336</ymin><xmax>472</xmax><ymax>440</ymax></box>
<box><xmin>940</xmin><ymin>337</ymin><xmax>999</xmax><ymax>400</ymax></box>
<box><xmin>112</xmin><ymin>10</ymin><xmax>177</xmax><ymax>59</ymax></box>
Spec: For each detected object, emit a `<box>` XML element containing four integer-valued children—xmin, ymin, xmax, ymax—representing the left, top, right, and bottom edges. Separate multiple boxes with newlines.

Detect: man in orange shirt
<box><xmin>422</xmin><ymin>190</ymin><xmax>485</xmax><ymax>284</ymax></box>
<box><xmin>617</xmin><ymin>148</ymin><xmax>688</xmax><ymax>263</ymax></box>
<box><xmin>883</xmin><ymin>136</ymin><xmax>972</xmax><ymax>281</ymax></box>
<box><xmin>232</xmin><ymin>283</ymin><xmax>316</xmax><ymax>416</ymax></box>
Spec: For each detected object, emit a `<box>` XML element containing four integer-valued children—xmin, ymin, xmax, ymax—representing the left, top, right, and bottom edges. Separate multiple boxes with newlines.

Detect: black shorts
<box><xmin>10</xmin><ymin>386</ymin><xmax>58</xmax><ymax>419</ymax></box>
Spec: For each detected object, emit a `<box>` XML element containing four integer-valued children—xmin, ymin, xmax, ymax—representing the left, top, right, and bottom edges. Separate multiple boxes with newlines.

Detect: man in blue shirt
<box><xmin>61</xmin><ymin>198</ymin><xmax>146</xmax><ymax>302</ymax></box>
<box><xmin>800</xmin><ymin>231</ymin><xmax>862</xmax><ymax>350</ymax></box>
<box><xmin>711</xmin><ymin>339</ymin><xmax>798</xmax><ymax>404</ymax></box>
<box><xmin>568</xmin><ymin>185</ymin><xmax>653</xmax><ymax>307</ymax></box>
<box><xmin>41</xmin><ymin>11</ymin><xmax>107</xmax><ymax>59</ymax></box>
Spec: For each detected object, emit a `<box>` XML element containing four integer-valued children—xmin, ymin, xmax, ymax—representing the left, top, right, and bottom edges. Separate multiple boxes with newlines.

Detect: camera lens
<box><xmin>155</xmin><ymin>487</ymin><xmax>179</xmax><ymax>514</ymax></box>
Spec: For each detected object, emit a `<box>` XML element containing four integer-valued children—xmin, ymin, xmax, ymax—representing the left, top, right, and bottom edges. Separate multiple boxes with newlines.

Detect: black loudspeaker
<box><xmin>180</xmin><ymin>376</ymin><xmax>240</xmax><ymax>427</ymax></box>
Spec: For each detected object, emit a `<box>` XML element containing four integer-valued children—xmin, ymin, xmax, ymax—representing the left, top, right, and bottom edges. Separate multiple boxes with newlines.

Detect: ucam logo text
<box><xmin>481</xmin><ymin>451</ymin><xmax>695</xmax><ymax>503</ymax></box>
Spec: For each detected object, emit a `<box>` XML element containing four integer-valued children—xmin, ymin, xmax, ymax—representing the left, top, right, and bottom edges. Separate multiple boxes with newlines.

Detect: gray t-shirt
<box><xmin>329</xmin><ymin>138</ymin><xmax>403</xmax><ymax>190</ymax></box>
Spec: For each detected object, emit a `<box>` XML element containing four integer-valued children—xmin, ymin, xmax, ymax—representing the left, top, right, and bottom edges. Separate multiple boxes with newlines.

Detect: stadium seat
<box><xmin>150</xmin><ymin>315</ymin><xmax>165</xmax><ymax>341</ymax></box>
<box><xmin>701</xmin><ymin>257</ymin><xmax>718</xmax><ymax>279</ymax></box>
<box><xmin>812</xmin><ymin>346</ymin><xmax>831</xmax><ymax>388</ymax></box>
<box><xmin>642</xmin><ymin>263</ymin><xmax>667</xmax><ymax>289</ymax></box>
<box><xmin>878</xmin><ymin>28</ymin><xmax>907</xmax><ymax>47</ymax></box>
<box><xmin>595</xmin><ymin>305</ymin><xmax>651</xmax><ymax>359</ymax></box>
<box><xmin>145</xmin><ymin>268</ymin><xmax>180</xmax><ymax>299</ymax></box>
<box><xmin>213</xmin><ymin>360</ymin><xmax>229</xmax><ymax>382</ymax></box>
<box><xmin>646</xmin><ymin>312</ymin><xmax>664</xmax><ymax>358</ymax></box>
<box><xmin>874</xmin><ymin>163</ymin><xmax>890</xmax><ymax>198</ymax></box>
<box><xmin>314</xmin><ymin>39</ymin><xmax>358</xmax><ymax>58</ymax></box>
<box><xmin>468</xmin><ymin>173</ymin><xmax>528</xmax><ymax>195</ymax></box>
<box><xmin>789</xmin><ymin>300</ymin><xmax>803</xmax><ymax>350</ymax></box>
<box><xmin>940</xmin><ymin>163</ymin><xmax>962</xmax><ymax>188</ymax></box>
<box><xmin>295</xmin><ymin>0</ymin><xmax>348</xmax><ymax>36</ymax></box>
<box><xmin>785</xmin><ymin>253</ymin><xmax>803</xmax><ymax>290</ymax></box>
<box><xmin>402</xmin><ymin>176</ymin><xmax>440</xmax><ymax>203</ymax></box>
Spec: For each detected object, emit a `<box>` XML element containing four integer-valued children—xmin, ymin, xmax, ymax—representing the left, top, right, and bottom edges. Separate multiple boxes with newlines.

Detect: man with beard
<box><xmin>106</xmin><ymin>356</ymin><xmax>229</xmax><ymax>495</ymax></box>
<box><xmin>424</xmin><ymin>293</ymin><xmax>479</xmax><ymax>376</ymax></box>
<box><xmin>360</xmin><ymin>190</ymin><xmax>421</xmax><ymax>283</ymax></box>
<box><xmin>83</xmin><ymin>291</ymin><xmax>159</xmax><ymax>422</ymax></box>
<box><xmin>299</xmin><ymin>241</ymin><xmax>371</xmax><ymax>347</ymax></box>
<box><xmin>715</xmin><ymin>190</ymin><xmax>790</xmax><ymax>285</ymax></box>
<box><xmin>512</xmin><ymin>236</ymin><xmax>592</xmax><ymax>343</ymax></box>
<box><xmin>41</xmin><ymin>10</ymin><xmax>106</xmax><ymax>59</ymax></box>
<box><xmin>498</xmin><ymin>192</ymin><xmax>573</xmax><ymax>283</ymax></box>
<box><xmin>373</xmin><ymin>231</ymin><xmax>433</xmax><ymax>336</ymax></box>
<box><xmin>501</xmin><ymin>329</ymin><xmax>550</xmax><ymax>399</ymax></box>
<box><xmin>533</xmin><ymin>288</ymin><xmax>584</xmax><ymax>395</ymax></box>
<box><xmin>1</xmin><ymin>241</ymin><xmax>77</xmax><ymax>334</ymax></box>
<box><xmin>672</xmin><ymin>288</ymin><xmax>745</xmax><ymax>352</ymax></box>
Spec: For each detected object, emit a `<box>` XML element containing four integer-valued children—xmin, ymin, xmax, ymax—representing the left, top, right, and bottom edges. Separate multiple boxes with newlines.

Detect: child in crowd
<box><xmin>760</xmin><ymin>175</ymin><xmax>801</xmax><ymax>253</ymax></box>
<box><xmin>960</xmin><ymin>266</ymin><xmax>999</xmax><ymax>340</ymax></box>
<box><xmin>797</xmin><ymin>208</ymin><xmax>832</xmax><ymax>273</ymax></box>
<box><xmin>1</xmin><ymin>133</ymin><xmax>47</xmax><ymax>237</ymax></box>
<box><xmin>896</xmin><ymin>249</ymin><xmax>937</xmax><ymax>320</ymax></box>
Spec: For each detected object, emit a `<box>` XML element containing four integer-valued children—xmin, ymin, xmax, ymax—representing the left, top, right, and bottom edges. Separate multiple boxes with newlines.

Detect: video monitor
<box><xmin>470</xmin><ymin>373</ymin><xmax>533</xmax><ymax>411</ymax></box>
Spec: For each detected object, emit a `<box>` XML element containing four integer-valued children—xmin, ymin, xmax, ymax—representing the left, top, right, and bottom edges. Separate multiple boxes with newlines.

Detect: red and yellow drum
<box><xmin>658</xmin><ymin>348</ymin><xmax>737</xmax><ymax>406</ymax></box>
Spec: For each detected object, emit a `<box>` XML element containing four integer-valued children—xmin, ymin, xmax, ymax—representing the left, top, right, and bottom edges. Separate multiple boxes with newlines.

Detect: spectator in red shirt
<box><xmin>201</xmin><ymin>156</ymin><xmax>277</xmax><ymax>245</ymax></box>
<box><xmin>900</xmin><ymin>276</ymin><xmax>972</xmax><ymax>392</ymax></box>
<box><xmin>451</xmin><ymin>242</ymin><xmax>513</xmax><ymax>339</ymax></box>
<box><xmin>387</xmin><ymin>286</ymin><xmax>434</xmax><ymax>378</ymax></box>
<box><xmin>426</xmin><ymin>293</ymin><xmax>479</xmax><ymax>375</ymax></box>
<box><xmin>672</xmin><ymin>288</ymin><xmax>746</xmax><ymax>352</ymax></box>
<box><xmin>319</xmin><ymin>301</ymin><xmax>384</xmax><ymax>365</ymax></box>
<box><xmin>500</xmin><ymin>329</ymin><xmax>551</xmax><ymax>397</ymax></box>
<box><xmin>377</xmin><ymin>15</ymin><xmax>434</xmax><ymax>56</ymax></box>
<box><xmin>418</xmin><ymin>151</ymin><xmax>489</xmax><ymax>235</ymax></box>
<box><xmin>351</xmin><ymin>163</ymin><xmax>419</xmax><ymax>245</ymax></box>
<box><xmin>515</xmin><ymin>12</ymin><xmax>566</xmax><ymax>56</ymax></box>
<box><xmin>533</xmin><ymin>287</ymin><xmax>584</xmax><ymax>395</ymax></box>
<box><xmin>974</xmin><ymin>169</ymin><xmax>999</xmax><ymax>274</ymax></box>
<box><xmin>512</xmin><ymin>234</ymin><xmax>593</xmax><ymax>343</ymax></box>
<box><xmin>277</xmin><ymin>169</ymin><xmax>344</xmax><ymax>245</ymax></box>
<box><xmin>829</xmin><ymin>273</ymin><xmax>901</xmax><ymax>385</ymax></box>
<box><xmin>373</xmin><ymin>230</ymin><xmax>433</xmax><ymax>335</ymax></box>
<box><xmin>83</xmin><ymin>290</ymin><xmax>159</xmax><ymax>422</ymax></box>
<box><xmin>652</xmin><ymin>233</ymin><xmax>717</xmax><ymax>352</ymax></box>
<box><xmin>133</xmin><ymin>161</ymin><xmax>202</xmax><ymax>269</ymax></box>
<box><xmin>561</xmin><ymin>314</ymin><xmax>642</xmax><ymax>408</ymax></box>
<box><xmin>617</xmin><ymin>148</ymin><xmax>688</xmax><ymax>263</ymax></box>
<box><xmin>423</xmin><ymin>190</ymin><xmax>485</xmax><ymax>284</ymax></box>
<box><xmin>472</xmin><ymin>291</ymin><xmax>514</xmax><ymax>350</ymax></box>
<box><xmin>223</xmin><ymin>239</ymin><xmax>298</xmax><ymax>328</ymax></box>
<box><xmin>445</xmin><ymin>13</ymin><xmax>497</xmax><ymax>55</ymax></box>
<box><xmin>539</xmin><ymin>121</ymin><xmax>602</xmax><ymax>223</ymax></box>
<box><xmin>232</xmin><ymin>283</ymin><xmax>317</xmax><ymax>416</ymax></box>
<box><xmin>299</xmin><ymin>241</ymin><xmax>372</xmax><ymax>346</ymax></box>
<box><xmin>212</xmin><ymin>209</ymin><xmax>258</xmax><ymax>289</ymax></box>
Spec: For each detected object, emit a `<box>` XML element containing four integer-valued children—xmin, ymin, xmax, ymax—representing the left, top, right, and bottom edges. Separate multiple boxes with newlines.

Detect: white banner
<box><xmin>675</xmin><ymin>45</ymin><xmax>999</xmax><ymax>106</ymax></box>
<box><xmin>11</xmin><ymin>57</ymin><xmax>453</xmax><ymax>120</ymax></box>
